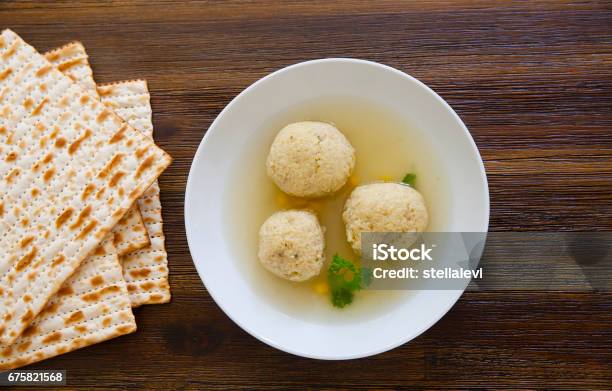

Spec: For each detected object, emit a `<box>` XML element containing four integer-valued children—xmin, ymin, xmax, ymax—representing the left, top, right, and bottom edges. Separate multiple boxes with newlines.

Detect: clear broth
<box><xmin>225</xmin><ymin>96</ymin><xmax>451</xmax><ymax>324</ymax></box>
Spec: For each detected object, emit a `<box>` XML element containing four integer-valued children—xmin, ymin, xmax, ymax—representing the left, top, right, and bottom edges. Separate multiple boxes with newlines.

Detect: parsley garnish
<box><xmin>328</xmin><ymin>254</ymin><xmax>363</xmax><ymax>308</ymax></box>
<box><xmin>402</xmin><ymin>173</ymin><xmax>416</xmax><ymax>187</ymax></box>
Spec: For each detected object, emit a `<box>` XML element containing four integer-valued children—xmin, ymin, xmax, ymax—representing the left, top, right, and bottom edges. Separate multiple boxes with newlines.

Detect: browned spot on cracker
<box><xmin>135</xmin><ymin>147</ymin><xmax>148</xmax><ymax>158</ymax></box>
<box><xmin>23</xmin><ymin>294</ymin><xmax>31</xmax><ymax>302</ymax></box>
<box><xmin>130</xmin><ymin>268</ymin><xmax>151</xmax><ymax>278</ymax></box>
<box><xmin>119</xmin><ymin>312</ymin><xmax>131</xmax><ymax>321</ymax></box>
<box><xmin>58</xmin><ymin>57</ymin><xmax>84</xmax><ymax>72</ymax></box>
<box><xmin>1</xmin><ymin>346</ymin><xmax>12</xmax><ymax>357</ymax></box>
<box><xmin>31</xmin><ymin>97</ymin><xmax>48</xmax><ymax>116</ymax></box>
<box><xmin>97</xmin><ymin>86</ymin><xmax>114</xmax><ymax>97</ymax></box>
<box><xmin>122</xmin><ymin>243</ymin><xmax>140</xmax><ymax>254</ymax></box>
<box><xmin>80</xmin><ymin>95</ymin><xmax>89</xmax><ymax>104</ymax></box>
<box><xmin>69</xmin><ymin>205</ymin><xmax>92</xmax><ymax>230</ymax></box>
<box><xmin>21</xmin><ymin>218</ymin><xmax>28</xmax><ymax>227</ymax></box>
<box><xmin>31</xmin><ymin>188</ymin><xmax>39</xmax><ymax>197</ymax></box>
<box><xmin>81</xmin><ymin>285</ymin><xmax>120</xmax><ymax>302</ymax></box>
<box><xmin>109</xmin><ymin>124</ymin><xmax>127</xmax><ymax>144</ymax></box>
<box><xmin>34</xmin><ymin>152</ymin><xmax>52</xmax><ymax>170</ymax></box>
<box><xmin>21</xmin><ymin>309</ymin><xmax>34</xmax><ymax>324</ymax></box>
<box><xmin>150</xmin><ymin>294</ymin><xmax>164</xmax><ymax>302</ymax></box>
<box><xmin>102</xmin><ymin>317</ymin><xmax>112</xmax><ymax>327</ymax></box>
<box><xmin>127</xmin><ymin>284</ymin><xmax>136</xmax><ymax>292</ymax></box>
<box><xmin>98</xmin><ymin>153</ymin><xmax>123</xmax><ymax>178</ymax></box>
<box><xmin>113</xmin><ymin>232</ymin><xmax>124</xmax><ymax>246</ymax></box>
<box><xmin>56</xmin><ymin>208</ymin><xmax>73</xmax><ymax>228</ymax></box>
<box><xmin>74</xmin><ymin>325</ymin><xmax>87</xmax><ymax>333</ymax></box>
<box><xmin>95</xmin><ymin>187</ymin><xmax>106</xmax><ymax>200</ymax></box>
<box><xmin>55</xmin><ymin>137</ymin><xmax>67</xmax><ymax>148</ymax></box>
<box><xmin>68</xmin><ymin>128</ymin><xmax>92</xmax><ymax>155</ymax></box>
<box><xmin>71</xmin><ymin>338</ymin><xmax>84</xmax><ymax>348</ymax></box>
<box><xmin>0</xmin><ymin>202</ymin><xmax>3</xmax><ymax>217</ymax></box>
<box><xmin>20</xmin><ymin>235</ymin><xmax>34</xmax><ymax>248</ymax></box>
<box><xmin>117</xmin><ymin>325</ymin><xmax>133</xmax><ymax>334</ymax></box>
<box><xmin>5</xmin><ymin>151</ymin><xmax>17</xmax><ymax>162</ymax></box>
<box><xmin>32</xmin><ymin>259</ymin><xmax>43</xmax><ymax>270</ymax></box>
<box><xmin>35</xmin><ymin>64</ymin><xmax>52</xmax><ymax>77</ymax></box>
<box><xmin>51</xmin><ymin>254</ymin><xmax>65</xmax><ymax>268</ymax></box>
<box><xmin>0</xmin><ymin>67</ymin><xmax>12</xmax><ymax>81</ymax></box>
<box><xmin>93</xmin><ymin>246</ymin><xmax>106</xmax><ymax>256</ymax></box>
<box><xmin>43</xmin><ymin>167</ymin><xmax>55</xmax><ymax>182</ymax></box>
<box><xmin>118</xmin><ymin>187</ymin><xmax>125</xmax><ymax>197</ymax></box>
<box><xmin>42</xmin><ymin>331</ymin><xmax>62</xmax><ymax>344</ymax></box>
<box><xmin>135</xmin><ymin>155</ymin><xmax>155</xmax><ymax>178</ymax></box>
<box><xmin>16</xmin><ymin>340</ymin><xmax>31</xmax><ymax>352</ymax></box>
<box><xmin>76</xmin><ymin>219</ymin><xmax>97</xmax><ymax>240</ymax></box>
<box><xmin>128</xmin><ymin>187</ymin><xmax>140</xmax><ymax>201</ymax></box>
<box><xmin>6</xmin><ymin>167</ymin><xmax>19</xmax><ymax>183</ymax></box>
<box><xmin>57</xmin><ymin>286</ymin><xmax>74</xmax><ymax>296</ymax></box>
<box><xmin>112</xmin><ymin>207</ymin><xmax>127</xmax><ymax>219</ymax></box>
<box><xmin>50</xmin><ymin>125</ymin><xmax>59</xmax><ymax>139</ymax></box>
<box><xmin>16</xmin><ymin>248</ymin><xmax>37</xmax><ymax>272</ymax></box>
<box><xmin>2</xmin><ymin>39</ymin><xmax>19</xmax><ymax>60</ymax></box>
<box><xmin>109</xmin><ymin>171</ymin><xmax>125</xmax><ymax>187</ymax></box>
<box><xmin>141</xmin><ymin>282</ymin><xmax>155</xmax><ymax>290</ymax></box>
<box><xmin>81</xmin><ymin>183</ymin><xmax>95</xmax><ymax>200</ymax></box>
<box><xmin>90</xmin><ymin>275</ymin><xmax>104</xmax><ymax>286</ymax></box>
<box><xmin>23</xmin><ymin>97</ymin><xmax>33</xmax><ymax>110</ymax></box>
<box><xmin>65</xmin><ymin>310</ymin><xmax>84</xmax><ymax>324</ymax></box>
<box><xmin>96</xmin><ymin>109</ymin><xmax>111</xmax><ymax>123</ymax></box>
<box><xmin>41</xmin><ymin>302</ymin><xmax>59</xmax><ymax>317</ymax></box>
<box><xmin>46</xmin><ymin>51</ymin><xmax>59</xmax><ymax>61</ymax></box>
<box><xmin>95</xmin><ymin>227</ymin><xmax>110</xmax><ymax>241</ymax></box>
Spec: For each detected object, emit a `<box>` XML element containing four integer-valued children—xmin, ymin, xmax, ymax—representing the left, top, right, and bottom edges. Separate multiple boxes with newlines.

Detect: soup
<box><xmin>225</xmin><ymin>96</ymin><xmax>450</xmax><ymax>324</ymax></box>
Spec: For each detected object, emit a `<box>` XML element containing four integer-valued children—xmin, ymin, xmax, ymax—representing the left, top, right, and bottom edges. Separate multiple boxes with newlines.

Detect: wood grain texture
<box><xmin>1</xmin><ymin>0</ymin><xmax>611</xmax><ymax>389</ymax></box>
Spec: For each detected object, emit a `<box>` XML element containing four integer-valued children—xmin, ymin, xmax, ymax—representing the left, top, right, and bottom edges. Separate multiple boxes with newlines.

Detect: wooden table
<box><xmin>1</xmin><ymin>1</ymin><xmax>610</xmax><ymax>389</ymax></box>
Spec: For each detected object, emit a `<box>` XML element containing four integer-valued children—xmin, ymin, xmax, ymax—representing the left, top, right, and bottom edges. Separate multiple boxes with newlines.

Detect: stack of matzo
<box><xmin>0</xmin><ymin>30</ymin><xmax>172</xmax><ymax>369</ymax></box>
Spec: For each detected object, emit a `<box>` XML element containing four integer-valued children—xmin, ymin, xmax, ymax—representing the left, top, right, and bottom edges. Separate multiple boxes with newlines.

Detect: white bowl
<box><xmin>185</xmin><ymin>59</ymin><xmax>489</xmax><ymax>359</ymax></box>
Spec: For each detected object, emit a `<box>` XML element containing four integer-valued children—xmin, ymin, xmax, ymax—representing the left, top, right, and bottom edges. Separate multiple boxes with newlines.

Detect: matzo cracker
<box><xmin>44</xmin><ymin>42</ymin><xmax>150</xmax><ymax>257</ymax></box>
<box><xmin>0</xmin><ymin>29</ymin><xmax>170</xmax><ymax>344</ymax></box>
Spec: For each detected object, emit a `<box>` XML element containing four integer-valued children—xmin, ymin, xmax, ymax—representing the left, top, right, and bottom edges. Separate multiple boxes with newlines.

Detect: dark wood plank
<box><xmin>0</xmin><ymin>0</ymin><xmax>610</xmax><ymax>389</ymax></box>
